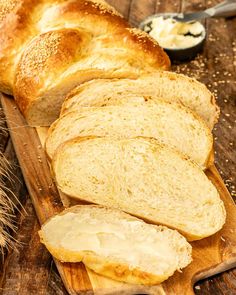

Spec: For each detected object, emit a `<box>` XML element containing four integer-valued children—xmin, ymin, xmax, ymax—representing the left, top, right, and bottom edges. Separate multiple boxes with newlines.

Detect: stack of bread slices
<box><xmin>40</xmin><ymin>70</ymin><xmax>226</xmax><ymax>285</ymax></box>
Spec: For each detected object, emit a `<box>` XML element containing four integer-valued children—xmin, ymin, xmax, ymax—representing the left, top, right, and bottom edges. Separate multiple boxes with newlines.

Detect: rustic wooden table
<box><xmin>0</xmin><ymin>0</ymin><xmax>235</xmax><ymax>294</ymax></box>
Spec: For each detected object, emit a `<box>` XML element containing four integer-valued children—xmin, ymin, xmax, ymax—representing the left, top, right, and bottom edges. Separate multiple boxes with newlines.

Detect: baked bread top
<box><xmin>0</xmin><ymin>0</ymin><xmax>170</xmax><ymax>126</ymax></box>
<box><xmin>0</xmin><ymin>0</ymin><xmax>128</xmax><ymax>94</ymax></box>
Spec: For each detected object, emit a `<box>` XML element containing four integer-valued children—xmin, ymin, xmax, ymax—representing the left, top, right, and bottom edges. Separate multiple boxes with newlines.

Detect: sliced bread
<box><xmin>61</xmin><ymin>71</ymin><xmax>219</xmax><ymax>129</ymax></box>
<box><xmin>46</xmin><ymin>102</ymin><xmax>213</xmax><ymax>168</ymax></box>
<box><xmin>39</xmin><ymin>205</ymin><xmax>192</xmax><ymax>285</ymax></box>
<box><xmin>52</xmin><ymin>137</ymin><xmax>226</xmax><ymax>241</ymax></box>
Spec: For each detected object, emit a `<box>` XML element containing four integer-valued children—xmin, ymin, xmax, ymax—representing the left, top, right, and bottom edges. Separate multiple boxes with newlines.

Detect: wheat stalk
<box><xmin>0</xmin><ymin>110</ymin><xmax>18</xmax><ymax>255</ymax></box>
<box><xmin>0</xmin><ymin>154</ymin><xmax>17</xmax><ymax>250</ymax></box>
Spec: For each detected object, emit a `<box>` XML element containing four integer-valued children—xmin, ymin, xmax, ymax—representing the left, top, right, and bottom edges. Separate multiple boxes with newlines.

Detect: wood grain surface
<box><xmin>0</xmin><ymin>0</ymin><xmax>235</xmax><ymax>294</ymax></box>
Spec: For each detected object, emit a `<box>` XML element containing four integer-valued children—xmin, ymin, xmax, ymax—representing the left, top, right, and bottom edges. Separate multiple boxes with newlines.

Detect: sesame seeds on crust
<box><xmin>0</xmin><ymin>0</ymin><xmax>18</xmax><ymax>22</ymax></box>
<box><xmin>86</xmin><ymin>0</ymin><xmax>123</xmax><ymax>17</ymax></box>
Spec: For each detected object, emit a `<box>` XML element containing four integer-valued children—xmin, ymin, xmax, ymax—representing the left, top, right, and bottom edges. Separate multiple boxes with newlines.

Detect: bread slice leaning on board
<box><xmin>39</xmin><ymin>205</ymin><xmax>192</xmax><ymax>285</ymax></box>
<box><xmin>46</xmin><ymin>102</ymin><xmax>213</xmax><ymax>169</ymax></box>
<box><xmin>51</xmin><ymin>137</ymin><xmax>226</xmax><ymax>241</ymax></box>
<box><xmin>61</xmin><ymin>71</ymin><xmax>219</xmax><ymax>130</ymax></box>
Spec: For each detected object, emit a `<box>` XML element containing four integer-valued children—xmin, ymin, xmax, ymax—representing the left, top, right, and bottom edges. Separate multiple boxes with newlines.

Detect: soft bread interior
<box><xmin>39</xmin><ymin>205</ymin><xmax>192</xmax><ymax>285</ymax></box>
<box><xmin>52</xmin><ymin>137</ymin><xmax>226</xmax><ymax>241</ymax></box>
<box><xmin>61</xmin><ymin>71</ymin><xmax>219</xmax><ymax>129</ymax></box>
<box><xmin>46</xmin><ymin>103</ymin><xmax>213</xmax><ymax>169</ymax></box>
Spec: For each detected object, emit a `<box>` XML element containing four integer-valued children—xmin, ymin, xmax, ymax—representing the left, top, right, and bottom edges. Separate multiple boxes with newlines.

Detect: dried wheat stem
<box><xmin>0</xmin><ymin>109</ymin><xmax>18</xmax><ymax>254</ymax></box>
<box><xmin>0</xmin><ymin>152</ymin><xmax>16</xmax><ymax>252</ymax></box>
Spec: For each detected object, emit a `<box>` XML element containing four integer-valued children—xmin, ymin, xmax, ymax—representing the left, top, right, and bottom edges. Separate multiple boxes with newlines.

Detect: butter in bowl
<box><xmin>140</xmin><ymin>14</ymin><xmax>206</xmax><ymax>61</ymax></box>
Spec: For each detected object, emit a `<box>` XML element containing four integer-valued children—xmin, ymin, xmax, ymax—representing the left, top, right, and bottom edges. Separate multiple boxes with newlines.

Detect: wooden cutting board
<box><xmin>2</xmin><ymin>94</ymin><xmax>236</xmax><ymax>295</ymax></box>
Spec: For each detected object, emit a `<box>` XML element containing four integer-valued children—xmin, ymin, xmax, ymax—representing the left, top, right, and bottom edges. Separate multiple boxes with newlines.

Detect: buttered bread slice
<box><xmin>61</xmin><ymin>71</ymin><xmax>219</xmax><ymax>129</ymax></box>
<box><xmin>46</xmin><ymin>102</ymin><xmax>213</xmax><ymax>168</ymax></box>
<box><xmin>39</xmin><ymin>205</ymin><xmax>192</xmax><ymax>285</ymax></box>
<box><xmin>52</xmin><ymin>137</ymin><xmax>226</xmax><ymax>241</ymax></box>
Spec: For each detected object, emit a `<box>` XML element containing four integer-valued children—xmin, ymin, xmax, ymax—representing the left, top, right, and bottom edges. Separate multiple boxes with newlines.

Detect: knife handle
<box><xmin>205</xmin><ymin>0</ymin><xmax>236</xmax><ymax>18</ymax></box>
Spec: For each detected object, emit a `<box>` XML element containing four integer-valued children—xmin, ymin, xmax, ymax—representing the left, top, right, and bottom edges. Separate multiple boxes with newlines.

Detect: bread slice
<box><xmin>52</xmin><ymin>137</ymin><xmax>226</xmax><ymax>241</ymax></box>
<box><xmin>46</xmin><ymin>102</ymin><xmax>213</xmax><ymax>168</ymax></box>
<box><xmin>61</xmin><ymin>71</ymin><xmax>219</xmax><ymax>129</ymax></box>
<box><xmin>39</xmin><ymin>205</ymin><xmax>192</xmax><ymax>285</ymax></box>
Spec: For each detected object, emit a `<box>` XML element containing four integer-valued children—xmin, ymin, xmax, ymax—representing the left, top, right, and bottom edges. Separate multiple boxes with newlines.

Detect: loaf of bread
<box><xmin>46</xmin><ymin>102</ymin><xmax>213</xmax><ymax>168</ymax></box>
<box><xmin>39</xmin><ymin>205</ymin><xmax>192</xmax><ymax>285</ymax></box>
<box><xmin>0</xmin><ymin>0</ymin><xmax>169</xmax><ymax>126</ymax></box>
<box><xmin>61</xmin><ymin>71</ymin><xmax>219</xmax><ymax>129</ymax></box>
<box><xmin>52</xmin><ymin>137</ymin><xmax>226</xmax><ymax>241</ymax></box>
<box><xmin>1</xmin><ymin>0</ymin><xmax>226</xmax><ymax>287</ymax></box>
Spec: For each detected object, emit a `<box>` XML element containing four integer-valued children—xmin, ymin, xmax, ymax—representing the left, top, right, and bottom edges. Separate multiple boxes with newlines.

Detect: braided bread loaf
<box><xmin>0</xmin><ymin>0</ymin><xmax>170</xmax><ymax>126</ymax></box>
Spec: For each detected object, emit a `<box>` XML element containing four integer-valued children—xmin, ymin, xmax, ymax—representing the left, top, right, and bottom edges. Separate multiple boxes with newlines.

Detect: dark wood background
<box><xmin>0</xmin><ymin>0</ymin><xmax>235</xmax><ymax>294</ymax></box>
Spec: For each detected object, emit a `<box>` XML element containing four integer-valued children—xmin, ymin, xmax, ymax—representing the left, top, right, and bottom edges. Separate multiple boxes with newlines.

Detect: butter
<box><xmin>44</xmin><ymin>212</ymin><xmax>177</xmax><ymax>274</ymax></box>
<box><xmin>144</xmin><ymin>16</ymin><xmax>204</xmax><ymax>49</ymax></box>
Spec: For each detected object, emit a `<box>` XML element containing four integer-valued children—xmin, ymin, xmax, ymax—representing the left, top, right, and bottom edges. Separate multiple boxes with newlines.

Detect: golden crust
<box><xmin>14</xmin><ymin>28</ymin><xmax>92</xmax><ymax>115</ymax></box>
<box><xmin>0</xmin><ymin>0</ymin><xmax>40</xmax><ymax>94</ymax></box>
<box><xmin>1</xmin><ymin>0</ymin><xmax>167</xmax><ymax>96</ymax></box>
<box><xmin>38</xmin><ymin>0</ymin><xmax>129</xmax><ymax>36</ymax></box>
<box><xmin>14</xmin><ymin>28</ymin><xmax>169</xmax><ymax>124</ymax></box>
<box><xmin>0</xmin><ymin>0</ymin><xmax>128</xmax><ymax>94</ymax></box>
<box><xmin>126</xmin><ymin>28</ymin><xmax>170</xmax><ymax>69</ymax></box>
<box><xmin>83</xmin><ymin>254</ymin><xmax>168</xmax><ymax>285</ymax></box>
<box><xmin>1</xmin><ymin>0</ymin><xmax>170</xmax><ymax>124</ymax></box>
<box><xmin>38</xmin><ymin>239</ymin><xmax>169</xmax><ymax>285</ymax></box>
<box><xmin>0</xmin><ymin>0</ymin><xmax>18</xmax><ymax>22</ymax></box>
<box><xmin>95</xmin><ymin>28</ymin><xmax>170</xmax><ymax>70</ymax></box>
<box><xmin>47</xmin><ymin>0</ymin><xmax>127</xmax><ymax>24</ymax></box>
